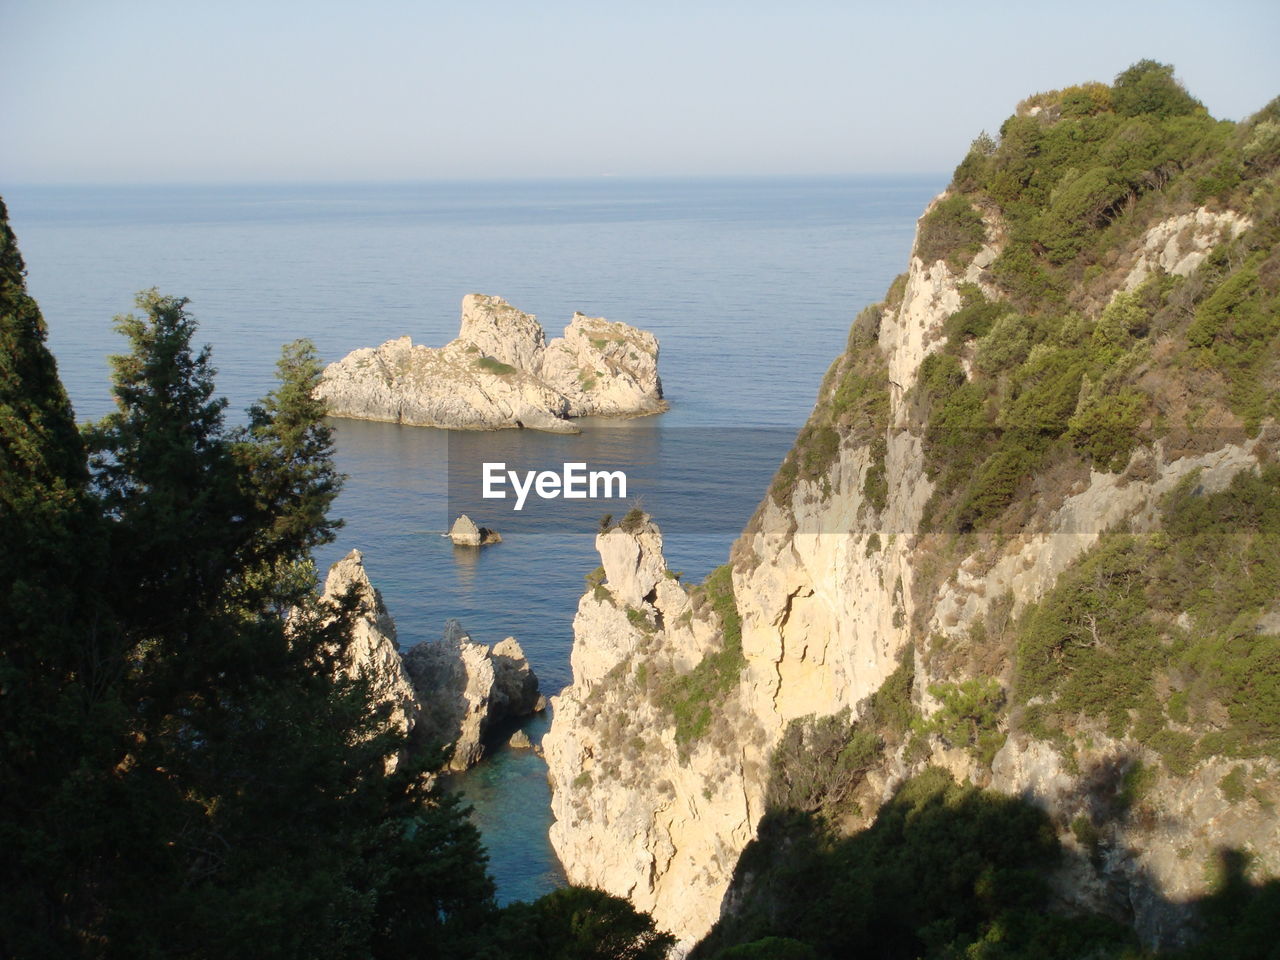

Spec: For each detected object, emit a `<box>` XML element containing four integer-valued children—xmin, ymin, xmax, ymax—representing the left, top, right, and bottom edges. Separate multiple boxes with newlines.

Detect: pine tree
<box><xmin>242</xmin><ymin>338</ymin><xmax>344</xmax><ymax>570</ymax></box>
<box><xmin>76</xmin><ymin>292</ymin><xmax>495</xmax><ymax>958</ymax></box>
<box><xmin>0</xmin><ymin>198</ymin><xmax>130</xmax><ymax>956</ymax></box>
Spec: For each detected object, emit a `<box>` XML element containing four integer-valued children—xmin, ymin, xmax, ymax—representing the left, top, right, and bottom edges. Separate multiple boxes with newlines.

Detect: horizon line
<box><xmin>1</xmin><ymin>171</ymin><xmax>952</xmax><ymax>191</ymax></box>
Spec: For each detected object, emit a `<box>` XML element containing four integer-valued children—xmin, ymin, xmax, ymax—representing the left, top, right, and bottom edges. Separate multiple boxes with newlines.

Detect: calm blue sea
<box><xmin>5</xmin><ymin>176</ymin><xmax>941</xmax><ymax>903</ymax></box>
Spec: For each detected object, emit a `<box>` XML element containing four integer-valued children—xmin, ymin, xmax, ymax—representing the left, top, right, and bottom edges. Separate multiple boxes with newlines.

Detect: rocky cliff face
<box><xmin>320</xmin><ymin>550</ymin><xmax>420</xmax><ymax>752</ymax></box>
<box><xmin>317</xmin><ymin>294</ymin><xmax>666</xmax><ymax>432</ymax></box>
<box><xmin>324</xmin><ymin>551</ymin><xmax>544</xmax><ymax>772</ymax></box>
<box><xmin>546</xmin><ymin>145</ymin><xmax>1279</xmax><ymax>951</ymax></box>
<box><xmin>403</xmin><ymin>620</ymin><xmax>544</xmax><ymax>771</ymax></box>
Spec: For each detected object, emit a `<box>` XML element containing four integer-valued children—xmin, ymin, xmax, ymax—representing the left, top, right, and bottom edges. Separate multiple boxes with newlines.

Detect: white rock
<box><xmin>449</xmin><ymin>514</ymin><xmax>500</xmax><ymax>546</ymax></box>
<box><xmin>318</xmin><ymin>550</ymin><xmax>420</xmax><ymax>771</ymax></box>
<box><xmin>595</xmin><ymin>517</ymin><xmax>666</xmax><ymax>609</ymax></box>
<box><xmin>1122</xmin><ymin>207</ymin><xmax>1251</xmax><ymax>292</ymax></box>
<box><xmin>317</xmin><ymin>295</ymin><xmax>666</xmax><ymax>432</ymax></box>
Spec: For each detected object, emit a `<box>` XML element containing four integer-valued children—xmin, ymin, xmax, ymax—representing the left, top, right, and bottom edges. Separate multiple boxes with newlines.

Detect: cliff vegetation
<box><xmin>545</xmin><ymin>60</ymin><xmax>1280</xmax><ymax>957</ymax></box>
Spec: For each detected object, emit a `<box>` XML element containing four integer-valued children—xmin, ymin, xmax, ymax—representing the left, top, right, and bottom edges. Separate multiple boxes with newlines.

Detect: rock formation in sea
<box><xmin>325</xmin><ymin>551</ymin><xmax>543</xmax><ymax>772</ymax></box>
<box><xmin>449</xmin><ymin>514</ymin><xmax>501</xmax><ymax>546</ymax></box>
<box><xmin>317</xmin><ymin>294</ymin><xmax>666</xmax><ymax>432</ymax></box>
<box><xmin>544</xmin><ymin>75</ymin><xmax>1280</xmax><ymax>954</ymax></box>
<box><xmin>403</xmin><ymin>621</ymin><xmax>545</xmax><ymax>771</ymax></box>
<box><xmin>320</xmin><ymin>549</ymin><xmax>420</xmax><ymax>748</ymax></box>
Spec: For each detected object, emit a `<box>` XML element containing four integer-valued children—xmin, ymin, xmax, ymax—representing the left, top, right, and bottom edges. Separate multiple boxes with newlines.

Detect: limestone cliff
<box><xmin>317</xmin><ymin>294</ymin><xmax>666</xmax><ymax>432</ymax></box>
<box><xmin>320</xmin><ymin>549</ymin><xmax>420</xmax><ymax>749</ymax></box>
<box><xmin>323</xmin><ymin>551</ymin><xmax>543</xmax><ymax>773</ymax></box>
<box><xmin>546</xmin><ymin>74</ymin><xmax>1280</xmax><ymax>954</ymax></box>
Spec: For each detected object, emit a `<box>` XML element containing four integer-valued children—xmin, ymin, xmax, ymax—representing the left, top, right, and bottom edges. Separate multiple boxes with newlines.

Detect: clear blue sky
<box><xmin>2</xmin><ymin>0</ymin><xmax>1277</xmax><ymax>182</ymax></box>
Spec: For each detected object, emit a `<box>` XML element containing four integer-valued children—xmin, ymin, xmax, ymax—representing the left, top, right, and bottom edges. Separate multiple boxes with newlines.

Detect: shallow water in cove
<box><xmin>7</xmin><ymin>175</ymin><xmax>943</xmax><ymax>903</ymax></box>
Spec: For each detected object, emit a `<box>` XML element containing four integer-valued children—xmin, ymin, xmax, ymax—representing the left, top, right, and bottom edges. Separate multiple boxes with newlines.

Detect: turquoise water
<box><xmin>5</xmin><ymin>176</ymin><xmax>942</xmax><ymax>904</ymax></box>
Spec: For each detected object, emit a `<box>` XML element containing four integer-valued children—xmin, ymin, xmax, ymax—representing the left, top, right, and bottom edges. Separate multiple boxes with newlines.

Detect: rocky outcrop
<box><xmin>539</xmin><ymin>313</ymin><xmax>666</xmax><ymax>418</ymax></box>
<box><xmin>449</xmin><ymin>514</ymin><xmax>501</xmax><ymax>546</ymax></box>
<box><xmin>545</xmin><ymin>520</ymin><xmax>762</xmax><ymax>952</ymax></box>
<box><xmin>403</xmin><ymin>620</ymin><xmax>545</xmax><ymax>771</ymax></box>
<box><xmin>1122</xmin><ymin>206</ymin><xmax>1252</xmax><ymax>291</ymax></box>
<box><xmin>321</xmin><ymin>550</ymin><xmax>420</xmax><ymax>745</ymax></box>
<box><xmin>317</xmin><ymin>294</ymin><xmax>666</xmax><ymax>433</ymax></box>
<box><xmin>544</xmin><ymin>200</ymin><xmax>987</xmax><ymax>946</ymax></box>
<box><xmin>509</xmin><ymin>729</ymin><xmax>533</xmax><ymax>750</ymax></box>
<box><xmin>545</xmin><ymin>186</ymin><xmax>1279</xmax><ymax>951</ymax></box>
<box><xmin>322</xmin><ymin>553</ymin><xmax>542</xmax><ymax>773</ymax></box>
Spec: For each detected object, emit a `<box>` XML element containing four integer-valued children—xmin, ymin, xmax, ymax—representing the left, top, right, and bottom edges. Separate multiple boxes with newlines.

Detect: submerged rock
<box><xmin>449</xmin><ymin>514</ymin><xmax>501</xmax><ymax>546</ymax></box>
<box><xmin>317</xmin><ymin>294</ymin><xmax>666</xmax><ymax>432</ymax></box>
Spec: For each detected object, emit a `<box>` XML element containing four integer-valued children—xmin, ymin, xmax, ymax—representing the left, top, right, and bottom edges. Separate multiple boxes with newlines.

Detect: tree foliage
<box><xmin>480</xmin><ymin>886</ymin><xmax>675</xmax><ymax>960</ymax></box>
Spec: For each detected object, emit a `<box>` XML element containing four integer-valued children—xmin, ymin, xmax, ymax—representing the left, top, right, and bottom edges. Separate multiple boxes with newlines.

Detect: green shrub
<box><xmin>1039</xmin><ymin>168</ymin><xmax>1131</xmax><ymax>263</ymax></box>
<box><xmin>1070</xmin><ymin>813</ymin><xmax>1101</xmax><ymax>852</ymax></box>
<box><xmin>654</xmin><ymin>565</ymin><xmax>744</xmax><ymax>752</ymax></box>
<box><xmin>489</xmin><ymin>886</ymin><xmax>674</xmax><ymax>959</ymax></box>
<box><xmin>1066</xmin><ymin>388</ymin><xmax>1146</xmax><ymax>470</ymax></box>
<box><xmin>619</xmin><ymin>507</ymin><xmax>647</xmax><ymax>533</ymax></box>
<box><xmin>1218</xmin><ymin>765</ymin><xmax>1249</xmax><ymax>804</ymax></box>
<box><xmin>942</xmin><ymin>284</ymin><xmax>1011</xmax><ymax>345</ymax></box>
<box><xmin>1118</xmin><ymin>760</ymin><xmax>1156</xmax><ymax>811</ymax></box>
<box><xmin>767</xmin><ymin>709</ymin><xmax>882</xmax><ymax>814</ymax></box>
<box><xmin>691</xmin><ymin>768</ymin><xmax>1137</xmax><ymax>960</ymax></box>
<box><xmin>847</xmin><ymin>303</ymin><xmax>883</xmax><ymax>349</ymax></box>
<box><xmin>916</xmin><ymin>195</ymin><xmax>985</xmax><ymax>270</ymax></box>
<box><xmin>704</xmin><ymin>564</ymin><xmax>741</xmax><ymax>650</ymax></box>
<box><xmin>626</xmin><ymin>606</ymin><xmax>653</xmax><ymax>633</ymax></box>
<box><xmin>1010</xmin><ymin>466</ymin><xmax>1280</xmax><ymax>764</ymax></box>
<box><xmin>1112</xmin><ymin>59</ymin><xmax>1203</xmax><ymax>119</ymax></box>
<box><xmin>475</xmin><ymin>356</ymin><xmax>517</xmax><ymax>375</ymax></box>
<box><xmin>885</xmin><ymin>272</ymin><xmax>909</xmax><ymax>310</ymax></box>
<box><xmin>861</xmin><ymin>648</ymin><xmax>917</xmax><ymax>740</ymax></box>
<box><xmin>862</xmin><ymin>436</ymin><xmax>888</xmax><ymax>513</ymax></box>
<box><xmin>710</xmin><ymin>937</ymin><xmax>818</xmax><ymax>960</ymax></box>
<box><xmin>923</xmin><ymin>678</ymin><xmax>1007</xmax><ymax>766</ymax></box>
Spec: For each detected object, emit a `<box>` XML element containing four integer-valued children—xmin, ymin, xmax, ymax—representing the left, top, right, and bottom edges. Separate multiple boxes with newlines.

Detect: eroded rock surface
<box><xmin>449</xmin><ymin>514</ymin><xmax>501</xmax><ymax>546</ymax></box>
<box><xmin>403</xmin><ymin>620</ymin><xmax>545</xmax><ymax>771</ymax></box>
<box><xmin>320</xmin><ymin>550</ymin><xmax>420</xmax><ymax>742</ymax></box>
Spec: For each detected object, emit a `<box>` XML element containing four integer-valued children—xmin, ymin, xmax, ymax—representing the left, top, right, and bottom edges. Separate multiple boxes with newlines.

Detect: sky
<box><xmin>2</xmin><ymin>0</ymin><xmax>1278</xmax><ymax>183</ymax></box>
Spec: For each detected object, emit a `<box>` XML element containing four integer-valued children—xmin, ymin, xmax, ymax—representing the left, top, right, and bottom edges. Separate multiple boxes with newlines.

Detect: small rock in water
<box><xmin>508</xmin><ymin>729</ymin><xmax>533</xmax><ymax>750</ymax></box>
<box><xmin>450</xmin><ymin>514</ymin><xmax>501</xmax><ymax>546</ymax></box>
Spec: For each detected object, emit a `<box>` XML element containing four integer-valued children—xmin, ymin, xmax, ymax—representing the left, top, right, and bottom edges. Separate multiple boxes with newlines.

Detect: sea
<box><xmin>5</xmin><ymin>175</ymin><xmax>942</xmax><ymax>904</ymax></box>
